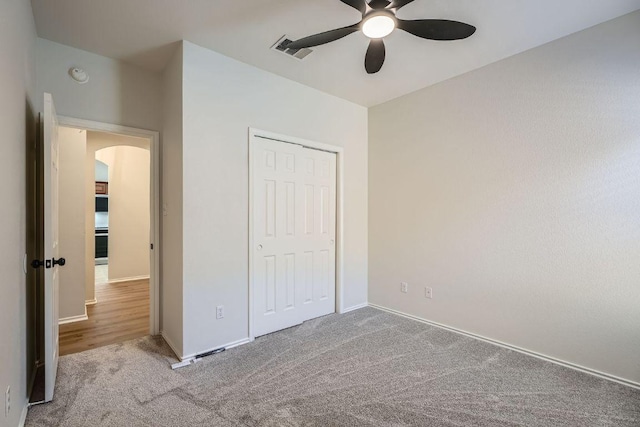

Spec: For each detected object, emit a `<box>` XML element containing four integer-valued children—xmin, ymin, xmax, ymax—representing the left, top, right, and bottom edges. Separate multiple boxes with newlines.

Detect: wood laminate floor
<box><xmin>59</xmin><ymin>279</ymin><xmax>149</xmax><ymax>356</ymax></box>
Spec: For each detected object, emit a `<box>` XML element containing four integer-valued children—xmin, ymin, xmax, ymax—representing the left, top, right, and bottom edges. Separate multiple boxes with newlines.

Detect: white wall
<box><xmin>161</xmin><ymin>44</ymin><xmax>184</xmax><ymax>354</ymax></box>
<box><xmin>180</xmin><ymin>41</ymin><xmax>368</xmax><ymax>357</ymax></box>
<box><xmin>95</xmin><ymin>160</ymin><xmax>108</xmax><ymax>182</ymax></box>
<box><xmin>369</xmin><ymin>11</ymin><xmax>640</xmax><ymax>385</ymax></box>
<box><xmin>35</xmin><ymin>37</ymin><xmax>162</xmax><ymax>310</ymax></box>
<box><xmin>36</xmin><ymin>38</ymin><xmax>162</xmax><ymax>131</ymax></box>
<box><xmin>85</xmin><ymin>140</ymin><xmax>97</xmax><ymax>302</ymax></box>
<box><xmin>95</xmin><ymin>145</ymin><xmax>150</xmax><ymax>281</ymax></box>
<box><xmin>0</xmin><ymin>0</ymin><xmax>37</xmax><ymax>424</ymax></box>
<box><xmin>58</xmin><ymin>127</ymin><xmax>87</xmax><ymax>319</ymax></box>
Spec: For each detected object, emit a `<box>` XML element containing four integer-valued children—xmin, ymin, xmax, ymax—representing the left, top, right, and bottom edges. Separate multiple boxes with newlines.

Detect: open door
<box><xmin>42</xmin><ymin>92</ymin><xmax>63</xmax><ymax>402</ymax></box>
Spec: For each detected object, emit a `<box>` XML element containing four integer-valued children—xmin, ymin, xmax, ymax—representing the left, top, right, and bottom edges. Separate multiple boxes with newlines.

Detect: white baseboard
<box><xmin>59</xmin><ymin>307</ymin><xmax>88</xmax><ymax>325</ymax></box>
<box><xmin>341</xmin><ymin>302</ymin><xmax>368</xmax><ymax>313</ymax></box>
<box><xmin>369</xmin><ymin>303</ymin><xmax>640</xmax><ymax>390</ymax></box>
<box><xmin>108</xmin><ymin>275</ymin><xmax>150</xmax><ymax>284</ymax></box>
<box><xmin>171</xmin><ymin>337</ymin><xmax>252</xmax><ymax>369</ymax></box>
<box><xmin>180</xmin><ymin>337</ymin><xmax>252</xmax><ymax>362</ymax></box>
<box><xmin>223</xmin><ymin>337</ymin><xmax>252</xmax><ymax>351</ymax></box>
<box><xmin>85</xmin><ymin>298</ymin><xmax>97</xmax><ymax>306</ymax></box>
<box><xmin>19</xmin><ymin>399</ymin><xmax>29</xmax><ymax>427</ymax></box>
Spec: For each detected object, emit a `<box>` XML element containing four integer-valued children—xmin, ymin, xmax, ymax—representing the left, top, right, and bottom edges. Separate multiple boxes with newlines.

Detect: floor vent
<box><xmin>271</xmin><ymin>35</ymin><xmax>313</xmax><ymax>60</ymax></box>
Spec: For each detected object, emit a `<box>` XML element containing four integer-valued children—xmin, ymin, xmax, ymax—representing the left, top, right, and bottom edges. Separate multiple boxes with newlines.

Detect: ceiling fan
<box><xmin>286</xmin><ymin>0</ymin><xmax>476</xmax><ymax>74</ymax></box>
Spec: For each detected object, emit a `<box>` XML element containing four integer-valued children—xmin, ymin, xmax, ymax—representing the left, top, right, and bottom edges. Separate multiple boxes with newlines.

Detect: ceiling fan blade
<box><xmin>339</xmin><ymin>0</ymin><xmax>366</xmax><ymax>14</ymax></box>
<box><xmin>365</xmin><ymin>39</ymin><xmax>386</xmax><ymax>74</ymax></box>
<box><xmin>287</xmin><ymin>24</ymin><xmax>360</xmax><ymax>49</ymax></box>
<box><xmin>398</xmin><ymin>19</ymin><xmax>476</xmax><ymax>40</ymax></box>
<box><xmin>389</xmin><ymin>0</ymin><xmax>416</xmax><ymax>9</ymax></box>
<box><xmin>368</xmin><ymin>0</ymin><xmax>391</xmax><ymax>9</ymax></box>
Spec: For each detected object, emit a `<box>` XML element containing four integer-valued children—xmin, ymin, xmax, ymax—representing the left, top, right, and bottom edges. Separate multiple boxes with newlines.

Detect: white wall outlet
<box><xmin>401</xmin><ymin>282</ymin><xmax>408</xmax><ymax>293</ymax></box>
<box><xmin>216</xmin><ymin>305</ymin><xmax>224</xmax><ymax>319</ymax></box>
<box><xmin>5</xmin><ymin>386</ymin><xmax>10</xmax><ymax>417</ymax></box>
<box><xmin>425</xmin><ymin>287</ymin><xmax>433</xmax><ymax>299</ymax></box>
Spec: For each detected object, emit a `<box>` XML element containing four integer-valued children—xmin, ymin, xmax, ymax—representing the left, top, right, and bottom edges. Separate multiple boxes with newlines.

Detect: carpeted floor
<box><xmin>26</xmin><ymin>307</ymin><xmax>640</xmax><ymax>426</ymax></box>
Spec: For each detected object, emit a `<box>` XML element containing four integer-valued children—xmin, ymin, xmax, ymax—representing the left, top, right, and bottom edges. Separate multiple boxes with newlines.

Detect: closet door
<box><xmin>252</xmin><ymin>137</ymin><xmax>336</xmax><ymax>337</ymax></box>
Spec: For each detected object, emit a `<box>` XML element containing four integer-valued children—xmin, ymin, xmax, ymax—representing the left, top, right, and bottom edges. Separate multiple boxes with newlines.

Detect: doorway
<box><xmin>50</xmin><ymin>117</ymin><xmax>159</xmax><ymax>355</ymax></box>
<box><xmin>56</xmin><ymin>130</ymin><xmax>153</xmax><ymax>355</ymax></box>
<box><xmin>28</xmin><ymin>97</ymin><xmax>160</xmax><ymax>404</ymax></box>
<box><xmin>249</xmin><ymin>129</ymin><xmax>344</xmax><ymax>339</ymax></box>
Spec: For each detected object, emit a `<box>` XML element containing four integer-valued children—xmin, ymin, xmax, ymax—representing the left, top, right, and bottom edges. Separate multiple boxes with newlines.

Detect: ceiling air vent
<box><xmin>271</xmin><ymin>35</ymin><xmax>313</xmax><ymax>60</ymax></box>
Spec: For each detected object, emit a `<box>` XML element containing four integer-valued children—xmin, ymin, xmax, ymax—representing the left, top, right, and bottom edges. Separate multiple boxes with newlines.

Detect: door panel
<box><xmin>43</xmin><ymin>93</ymin><xmax>60</xmax><ymax>402</ymax></box>
<box><xmin>252</xmin><ymin>138</ymin><xmax>337</xmax><ymax>337</ymax></box>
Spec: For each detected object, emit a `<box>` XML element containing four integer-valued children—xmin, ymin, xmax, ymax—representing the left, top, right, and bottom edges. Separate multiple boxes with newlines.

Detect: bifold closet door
<box><xmin>252</xmin><ymin>137</ymin><xmax>336</xmax><ymax>337</ymax></box>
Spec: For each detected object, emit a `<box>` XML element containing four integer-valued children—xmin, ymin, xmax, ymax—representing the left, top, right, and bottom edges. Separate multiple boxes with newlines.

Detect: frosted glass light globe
<box><xmin>362</xmin><ymin>15</ymin><xmax>396</xmax><ymax>39</ymax></box>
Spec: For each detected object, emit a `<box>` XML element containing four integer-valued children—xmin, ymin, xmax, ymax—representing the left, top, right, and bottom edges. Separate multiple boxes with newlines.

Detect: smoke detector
<box><xmin>68</xmin><ymin>67</ymin><xmax>89</xmax><ymax>84</ymax></box>
<box><xmin>271</xmin><ymin>35</ymin><xmax>313</xmax><ymax>60</ymax></box>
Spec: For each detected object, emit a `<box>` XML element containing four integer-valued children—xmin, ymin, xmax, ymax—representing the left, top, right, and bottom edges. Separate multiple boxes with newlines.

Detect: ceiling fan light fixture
<box><xmin>286</xmin><ymin>0</ymin><xmax>475</xmax><ymax>74</ymax></box>
<box><xmin>362</xmin><ymin>13</ymin><xmax>396</xmax><ymax>39</ymax></box>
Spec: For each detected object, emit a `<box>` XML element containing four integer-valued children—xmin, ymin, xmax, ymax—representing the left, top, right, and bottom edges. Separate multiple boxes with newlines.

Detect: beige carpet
<box><xmin>26</xmin><ymin>307</ymin><xmax>640</xmax><ymax>426</ymax></box>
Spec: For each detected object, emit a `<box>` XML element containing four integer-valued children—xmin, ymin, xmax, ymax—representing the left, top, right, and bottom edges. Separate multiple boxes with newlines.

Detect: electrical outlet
<box><xmin>401</xmin><ymin>282</ymin><xmax>408</xmax><ymax>293</ymax></box>
<box><xmin>216</xmin><ymin>305</ymin><xmax>224</xmax><ymax>319</ymax></box>
<box><xmin>425</xmin><ymin>287</ymin><xmax>433</xmax><ymax>299</ymax></box>
<box><xmin>5</xmin><ymin>386</ymin><xmax>10</xmax><ymax>417</ymax></box>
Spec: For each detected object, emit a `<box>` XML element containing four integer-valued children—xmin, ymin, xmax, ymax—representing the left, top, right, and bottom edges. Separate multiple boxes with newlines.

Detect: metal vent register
<box><xmin>271</xmin><ymin>35</ymin><xmax>313</xmax><ymax>60</ymax></box>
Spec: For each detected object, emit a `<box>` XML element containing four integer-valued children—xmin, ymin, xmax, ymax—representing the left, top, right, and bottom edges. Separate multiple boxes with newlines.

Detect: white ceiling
<box><xmin>31</xmin><ymin>0</ymin><xmax>640</xmax><ymax>107</ymax></box>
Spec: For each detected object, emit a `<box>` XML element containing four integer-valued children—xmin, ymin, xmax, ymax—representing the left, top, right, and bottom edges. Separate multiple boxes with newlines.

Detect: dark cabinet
<box><xmin>95</xmin><ymin>196</ymin><xmax>108</xmax><ymax>212</ymax></box>
<box><xmin>95</xmin><ymin>234</ymin><xmax>108</xmax><ymax>258</ymax></box>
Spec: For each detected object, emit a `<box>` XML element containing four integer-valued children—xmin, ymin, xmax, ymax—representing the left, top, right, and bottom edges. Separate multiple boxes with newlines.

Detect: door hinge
<box><xmin>150</xmin><ymin>243</ymin><xmax>154</xmax><ymax>250</ymax></box>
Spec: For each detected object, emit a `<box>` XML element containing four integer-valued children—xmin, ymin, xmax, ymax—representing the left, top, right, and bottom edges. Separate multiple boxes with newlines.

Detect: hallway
<box><xmin>59</xmin><ymin>279</ymin><xmax>149</xmax><ymax>356</ymax></box>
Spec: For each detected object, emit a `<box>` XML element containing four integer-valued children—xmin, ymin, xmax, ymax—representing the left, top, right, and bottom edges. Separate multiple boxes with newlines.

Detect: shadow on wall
<box><xmin>119</xmin><ymin>41</ymin><xmax>181</xmax><ymax>77</ymax></box>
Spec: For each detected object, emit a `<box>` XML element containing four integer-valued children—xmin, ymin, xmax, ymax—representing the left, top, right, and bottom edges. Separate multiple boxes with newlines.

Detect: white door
<box><xmin>252</xmin><ymin>137</ymin><xmax>337</xmax><ymax>337</ymax></box>
<box><xmin>43</xmin><ymin>93</ymin><xmax>61</xmax><ymax>402</ymax></box>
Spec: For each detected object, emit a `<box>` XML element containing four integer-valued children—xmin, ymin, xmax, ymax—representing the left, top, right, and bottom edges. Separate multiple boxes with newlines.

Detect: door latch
<box><xmin>31</xmin><ymin>258</ymin><xmax>66</xmax><ymax>269</ymax></box>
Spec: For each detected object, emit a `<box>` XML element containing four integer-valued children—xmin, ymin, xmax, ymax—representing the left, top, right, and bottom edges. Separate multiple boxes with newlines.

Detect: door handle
<box><xmin>31</xmin><ymin>259</ymin><xmax>45</xmax><ymax>269</ymax></box>
<box><xmin>53</xmin><ymin>257</ymin><xmax>66</xmax><ymax>267</ymax></box>
<box><xmin>257</xmin><ymin>244</ymin><xmax>263</xmax><ymax>251</ymax></box>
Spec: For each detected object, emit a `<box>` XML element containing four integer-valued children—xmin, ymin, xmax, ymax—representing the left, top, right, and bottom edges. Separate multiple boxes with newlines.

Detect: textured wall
<box><xmin>58</xmin><ymin>127</ymin><xmax>88</xmax><ymax>319</ymax></box>
<box><xmin>369</xmin><ymin>12</ymin><xmax>640</xmax><ymax>384</ymax></box>
<box><xmin>0</xmin><ymin>0</ymin><xmax>37</xmax><ymax>424</ymax></box>
<box><xmin>180</xmin><ymin>41</ymin><xmax>368</xmax><ymax>358</ymax></box>
<box><xmin>160</xmin><ymin>44</ymin><xmax>184</xmax><ymax>355</ymax></box>
<box><xmin>36</xmin><ymin>38</ymin><xmax>162</xmax><ymax>131</ymax></box>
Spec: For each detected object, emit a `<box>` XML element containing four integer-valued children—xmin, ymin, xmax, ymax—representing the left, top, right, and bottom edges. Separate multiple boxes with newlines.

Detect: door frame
<box><xmin>248</xmin><ymin>128</ymin><xmax>345</xmax><ymax>340</ymax></box>
<box><xmin>57</xmin><ymin>116</ymin><xmax>161</xmax><ymax>335</ymax></box>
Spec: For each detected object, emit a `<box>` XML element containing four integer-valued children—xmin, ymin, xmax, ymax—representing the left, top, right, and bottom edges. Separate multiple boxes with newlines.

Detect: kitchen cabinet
<box><xmin>95</xmin><ymin>181</ymin><xmax>108</xmax><ymax>195</ymax></box>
